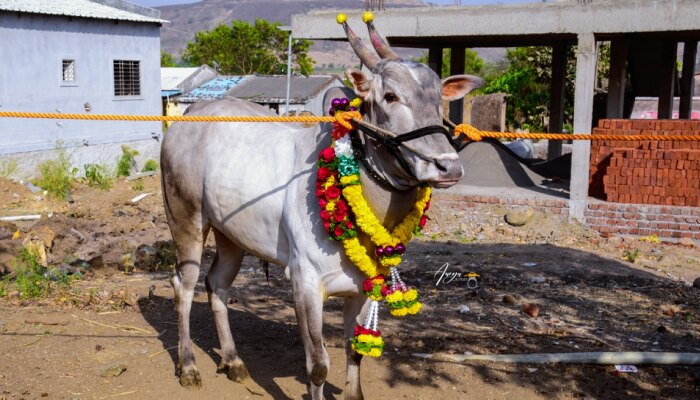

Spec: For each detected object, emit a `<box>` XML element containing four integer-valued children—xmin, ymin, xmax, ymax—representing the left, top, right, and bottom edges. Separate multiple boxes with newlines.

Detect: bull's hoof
<box><xmin>224</xmin><ymin>360</ymin><xmax>250</xmax><ymax>383</ymax></box>
<box><xmin>179</xmin><ymin>369</ymin><xmax>202</xmax><ymax>389</ymax></box>
<box><xmin>310</xmin><ymin>364</ymin><xmax>328</xmax><ymax>387</ymax></box>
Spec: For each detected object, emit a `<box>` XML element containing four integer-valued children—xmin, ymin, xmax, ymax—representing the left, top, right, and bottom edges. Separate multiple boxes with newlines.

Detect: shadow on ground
<box><xmin>139</xmin><ymin>241</ymin><xmax>700</xmax><ymax>399</ymax></box>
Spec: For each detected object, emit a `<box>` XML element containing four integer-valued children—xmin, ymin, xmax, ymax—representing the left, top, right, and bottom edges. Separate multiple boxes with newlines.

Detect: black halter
<box><xmin>349</xmin><ymin>119</ymin><xmax>465</xmax><ymax>190</ymax></box>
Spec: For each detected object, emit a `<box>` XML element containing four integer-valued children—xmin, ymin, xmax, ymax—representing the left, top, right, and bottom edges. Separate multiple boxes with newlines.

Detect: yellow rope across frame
<box><xmin>1</xmin><ymin>111</ymin><xmax>699</xmax><ymax>142</ymax></box>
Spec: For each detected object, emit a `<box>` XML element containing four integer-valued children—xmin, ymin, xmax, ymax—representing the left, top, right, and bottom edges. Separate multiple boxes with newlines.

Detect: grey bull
<box><xmin>161</xmin><ymin>17</ymin><xmax>482</xmax><ymax>399</ymax></box>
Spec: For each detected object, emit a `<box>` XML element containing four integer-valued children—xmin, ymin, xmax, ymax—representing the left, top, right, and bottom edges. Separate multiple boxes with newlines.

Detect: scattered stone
<box><xmin>95</xmin><ymin>344</ymin><xmax>104</xmax><ymax>352</ymax></box>
<box><xmin>113</xmin><ymin>209</ymin><xmax>129</xmax><ymax>217</ymax></box>
<box><xmin>531</xmin><ymin>276</ymin><xmax>546</xmax><ymax>284</ymax></box>
<box><xmin>88</xmin><ymin>255</ymin><xmax>105</xmax><ymax>269</ymax></box>
<box><xmin>100</xmin><ymin>364</ymin><xmax>127</xmax><ymax>377</ymax></box>
<box><xmin>416</xmin><ymin>339</ymin><xmax>425</xmax><ymax>349</ymax></box>
<box><xmin>504</xmin><ymin>208</ymin><xmax>535</xmax><ymax>227</ymax></box>
<box><xmin>523</xmin><ymin>303</ymin><xmax>540</xmax><ymax>318</ymax></box>
<box><xmin>502</xmin><ymin>294</ymin><xmax>518</xmax><ymax>305</ymax></box>
<box><xmin>21</xmin><ymin>238</ymin><xmax>48</xmax><ymax>267</ymax></box>
<box><xmin>459</xmin><ymin>305</ymin><xmax>470</xmax><ymax>314</ymax></box>
<box><xmin>24</xmin><ymin>182</ymin><xmax>41</xmax><ymax>193</ymax></box>
<box><xmin>693</xmin><ymin>277</ymin><xmax>700</xmax><ymax>289</ymax></box>
<box><xmin>11</xmin><ymin>193</ymin><xmax>20</xmax><ymax>204</ymax></box>
<box><xmin>135</xmin><ymin>244</ymin><xmax>158</xmax><ymax>271</ymax></box>
<box><xmin>0</xmin><ymin>221</ymin><xmax>18</xmax><ymax>240</ymax></box>
<box><xmin>24</xmin><ymin>226</ymin><xmax>55</xmax><ymax>249</ymax></box>
<box><xmin>678</xmin><ymin>238</ymin><xmax>696</xmax><ymax>248</ymax></box>
<box><xmin>0</xmin><ymin>240</ymin><xmax>22</xmax><ymax>274</ymax></box>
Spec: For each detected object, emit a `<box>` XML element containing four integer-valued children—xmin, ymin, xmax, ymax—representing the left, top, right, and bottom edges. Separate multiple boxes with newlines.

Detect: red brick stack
<box><xmin>589</xmin><ymin>119</ymin><xmax>700</xmax><ymax>207</ymax></box>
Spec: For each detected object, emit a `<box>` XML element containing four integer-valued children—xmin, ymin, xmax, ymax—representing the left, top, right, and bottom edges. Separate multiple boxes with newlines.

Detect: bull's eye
<box><xmin>383</xmin><ymin>92</ymin><xmax>398</xmax><ymax>104</ymax></box>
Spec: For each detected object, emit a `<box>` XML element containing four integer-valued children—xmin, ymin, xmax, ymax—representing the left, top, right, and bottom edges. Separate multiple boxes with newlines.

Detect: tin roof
<box><xmin>161</xmin><ymin>67</ymin><xmax>200</xmax><ymax>91</ymax></box>
<box><xmin>0</xmin><ymin>0</ymin><xmax>166</xmax><ymax>23</ymax></box>
<box><xmin>227</xmin><ymin>75</ymin><xmax>343</xmax><ymax>104</ymax></box>
<box><xmin>179</xmin><ymin>76</ymin><xmax>250</xmax><ymax>103</ymax></box>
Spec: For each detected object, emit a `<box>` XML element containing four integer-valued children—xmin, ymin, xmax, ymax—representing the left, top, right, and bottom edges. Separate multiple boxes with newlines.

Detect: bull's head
<box><xmin>339</xmin><ymin>13</ymin><xmax>482</xmax><ymax>190</ymax></box>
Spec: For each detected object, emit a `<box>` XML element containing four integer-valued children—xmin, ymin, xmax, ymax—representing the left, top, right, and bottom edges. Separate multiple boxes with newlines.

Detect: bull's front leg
<box><xmin>291</xmin><ymin>268</ymin><xmax>330</xmax><ymax>400</ymax></box>
<box><xmin>343</xmin><ymin>294</ymin><xmax>369</xmax><ymax>400</ymax></box>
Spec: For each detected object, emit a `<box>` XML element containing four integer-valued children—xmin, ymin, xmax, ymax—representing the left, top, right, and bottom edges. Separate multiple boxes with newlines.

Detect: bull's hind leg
<box><xmin>291</xmin><ymin>268</ymin><xmax>330</xmax><ymax>400</ymax></box>
<box><xmin>170</xmin><ymin>228</ymin><xmax>206</xmax><ymax>388</ymax></box>
<box><xmin>205</xmin><ymin>229</ymin><xmax>249</xmax><ymax>382</ymax></box>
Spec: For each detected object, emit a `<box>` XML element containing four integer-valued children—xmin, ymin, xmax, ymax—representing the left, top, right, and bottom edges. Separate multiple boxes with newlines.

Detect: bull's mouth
<box><xmin>430</xmin><ymin>179</ymin><xmax>461</xmax><ymax>189</ymax></box>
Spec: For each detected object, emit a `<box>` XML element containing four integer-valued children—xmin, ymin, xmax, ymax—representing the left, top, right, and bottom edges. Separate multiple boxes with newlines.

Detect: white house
<box><xmin>0</xmin><ymin>0</ymin><xmax>165</xmax><ymax>178</ymax></box>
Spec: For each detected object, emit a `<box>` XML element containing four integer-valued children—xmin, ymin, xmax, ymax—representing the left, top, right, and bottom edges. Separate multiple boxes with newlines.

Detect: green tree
<box><xmin>183</xmin><ymin>19</ymin><xmax>314</xmax><ymax>76</ymax></box>
<box><xmin>161</xmin><ymin>50</ymin><xmax>177</xmax><ymax>67</ymax></box>
<box><xmin>481</xmin><ymin>46</ymin><xmax>578</xmax><ymax>132</ymax></box>
<box><xmin>480</xmin><ymin>43</ymin><xmax>610</xmax><ymax>132</ymax></box>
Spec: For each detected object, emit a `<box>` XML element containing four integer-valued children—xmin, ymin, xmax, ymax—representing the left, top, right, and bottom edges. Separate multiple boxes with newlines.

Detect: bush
<box><xmin>83</xmin><ymin>163</ymin><xmax>114</xmax><ymax>190</ymax></box>
<box><xmin>142</xmin><ymin>159</ymin><xmax>159</xmax><ymax>172</ymax></box>
<box><xmin>3</xmin><ymin>248</ymin><xmax>79</xmax><ymax>299</ymax></box>
<box><xmin>34</xmin><ymin>147</ymin><xmax>76</xmax><ymax>199</ymax></box>
<box><xmin>116</xmin><ymin>145</ymin><xmax>139</xmax><ymax>177</ymax></box>
<box><xmin>0</xmin><ymin>158</ymin><xmax>18</xmax><ymax>178</ymax></box>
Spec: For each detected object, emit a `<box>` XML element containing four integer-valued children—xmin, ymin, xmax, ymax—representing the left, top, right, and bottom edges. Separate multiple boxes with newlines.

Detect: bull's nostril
<box><xmin>434</xmin><ymin>159</ymin><xmax>448</xmax><ymax>172</ymax></box>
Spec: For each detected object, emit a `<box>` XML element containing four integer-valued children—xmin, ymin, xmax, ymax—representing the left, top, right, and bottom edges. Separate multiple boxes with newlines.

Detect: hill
<box><xmin>158</xmin><ymin>0</ymin><xmax>424</xmax><ymax>69</ymax></box>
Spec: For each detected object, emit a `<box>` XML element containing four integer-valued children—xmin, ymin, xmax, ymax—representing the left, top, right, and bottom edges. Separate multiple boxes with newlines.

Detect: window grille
<box><xmin>113</xmin><ymin>60</ymin><xmax>141</xmax><ymax>96</ymax></box>
<box><xmin>62</xmin><ymin>59</ymin><xmax>75</xmax><ymax>82</ymax></box>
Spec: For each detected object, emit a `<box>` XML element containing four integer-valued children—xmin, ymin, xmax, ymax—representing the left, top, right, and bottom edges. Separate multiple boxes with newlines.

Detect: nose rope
<box><xmin>350</xmin><ymin>118</ymin><xmax>455</xmax><ymax>162</ymax></box>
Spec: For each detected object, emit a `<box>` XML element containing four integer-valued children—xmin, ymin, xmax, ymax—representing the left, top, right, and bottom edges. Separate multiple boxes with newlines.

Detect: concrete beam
<box><xmin>449</xmin><ymin>47</ymin><xmax>465</xmax><ymax>124</ymax></box>
<box><xmin>548</xmin><ymin>43</ymin><xmax>567</xmax><ymax>160</ymax></box>
<box><xmin>679</xmin><ymin>41</ymin><xmax>697</xmax><ymax>119</ymax></box>
<box><xmin>293</xmin><ymin>1</ymin><xmax>700</xmax><ymax>44</ymax></box>
<box><xmin>569</xmin><ymin>33</ymin><xmax>597</xmax><ymax>221</ymax></box>
<box><xmin>606</xmin><ymin>38</ymin><xmax>628</xmax><ymax>119</ymax></box>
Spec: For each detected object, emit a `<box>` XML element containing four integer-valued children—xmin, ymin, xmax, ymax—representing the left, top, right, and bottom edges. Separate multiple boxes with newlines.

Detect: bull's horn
<box><xmin>337</xmin><ymin>13</ymin><xmax>380</xmax><ymax>70</ymax></box>
<box><xmin>363</xmin><ymin>12</ymin><xmax>399</xmax><ymax>60</ymax></box>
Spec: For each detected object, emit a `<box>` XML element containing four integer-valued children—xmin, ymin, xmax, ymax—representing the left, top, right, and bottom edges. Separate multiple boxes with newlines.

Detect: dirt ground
<box><xmin>0</xmin><ymin>176</ymin><xmax>698</xmax><ymax>400</ymax></box>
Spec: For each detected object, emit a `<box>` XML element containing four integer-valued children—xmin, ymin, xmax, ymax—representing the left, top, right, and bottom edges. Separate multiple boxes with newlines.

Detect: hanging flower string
<box><xmin>317</xmin><ymin>96</ymin><xmax>431</xmax><ymax>357</ymax></box>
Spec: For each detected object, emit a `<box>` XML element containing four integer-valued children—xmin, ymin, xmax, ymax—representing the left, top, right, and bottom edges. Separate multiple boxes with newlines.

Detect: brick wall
<box><xmin>436</xmin><ymin>194</ymin><xmax>700</xmax><ymax>242</ymax></box>
<box><xmin>584</xmin><ymin>202</ymin><xmax>700</xmax><ymax>240</ymax></box>
<box><xmin>589</xmin><ymin>119</ymin><xmax>700</xmax><ymax>207</ymax></box>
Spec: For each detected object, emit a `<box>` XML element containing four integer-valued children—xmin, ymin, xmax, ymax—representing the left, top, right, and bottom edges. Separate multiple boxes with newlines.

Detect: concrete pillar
<box><xmin>548</xmin><ymin>44</ymin><xmax>567</xmax><ymax>160</ymax></box>
<box><xmin>449</xmin><ymin>47</ymin><xmax>466</xmax><ymax>124</ymax></box>
<box><xmin>606</xmin><ymin>38</ymin><xmax>629</xmax><ymax>118</ymax></box>
<box><xmin>569</xmin><ymin>33</ymin><xmax>598</xmax><ymax>221</ymax></box>
<box><xmin>658</xmin><ymin>40</ymin><xmax>678</xmax><ymax>119</ymax></box>
<box><xmin>428</xmin><ymin>46</ymin><xmax>443</xmax><ymax>78</ymax></box>
<box><xmin>680</xmin><ymin>41</ymin><xmax>697</xmax><ymax>119</ymax></box>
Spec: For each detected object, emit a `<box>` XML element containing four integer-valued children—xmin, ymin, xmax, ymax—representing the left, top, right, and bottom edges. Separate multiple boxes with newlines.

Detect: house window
<box><xmin>62</xmin><ymin>59</ymin><xmax>76</xmax><ymax>82</ymax></box>
<box><xmin>113</xmin><ymin>60</ymin><xmax>141</xmax><ymax>96</ymax></box>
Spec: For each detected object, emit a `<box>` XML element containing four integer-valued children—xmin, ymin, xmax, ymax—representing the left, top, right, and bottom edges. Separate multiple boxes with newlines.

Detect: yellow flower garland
<box><xmin>340</xmin><ymin>175</ymin><xmax>431</xmax><ymax>274</ymax></box>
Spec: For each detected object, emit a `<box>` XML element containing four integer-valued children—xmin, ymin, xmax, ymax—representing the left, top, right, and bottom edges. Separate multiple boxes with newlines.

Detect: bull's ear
<box><xmin>345</xmin><ymin>68</ymin><xmax>371</xmax><ymax>99</ymax></box>
<box><xmin>441</xmin><ymin>75</ymin><xmax>484</xmax><ymax>101</ymax></box>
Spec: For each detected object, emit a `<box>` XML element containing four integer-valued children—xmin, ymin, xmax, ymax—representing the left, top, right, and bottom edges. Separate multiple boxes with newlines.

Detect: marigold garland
<box><xmin>317</xmin><ymin>96</ymin><xmax>432</xmax><ymax>357</ymax></box>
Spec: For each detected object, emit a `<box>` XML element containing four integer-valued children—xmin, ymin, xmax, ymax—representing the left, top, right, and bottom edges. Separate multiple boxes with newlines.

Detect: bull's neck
<box><xmin>359</xmin><ymin>164</ymin><xmax>418</xmax><ymax>230</ymax></box>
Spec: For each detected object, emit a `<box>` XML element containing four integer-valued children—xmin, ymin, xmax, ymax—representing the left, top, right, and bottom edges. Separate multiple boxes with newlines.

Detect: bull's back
<box><xmin>161</xmin><ymin>97</ymin><xmax>324</xmax><ymax>263</ymax></box>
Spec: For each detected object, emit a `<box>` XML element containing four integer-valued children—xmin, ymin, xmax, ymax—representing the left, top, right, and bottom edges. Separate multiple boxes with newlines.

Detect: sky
<box><xmin>131</xmin><ymin>0</ymin><xmax>539</xmax><ymax>8</ymax></box>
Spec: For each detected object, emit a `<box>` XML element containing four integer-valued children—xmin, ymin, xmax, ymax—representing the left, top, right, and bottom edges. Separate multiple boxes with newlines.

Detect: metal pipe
<box><xmin>286</xmin><ymin>31</ymin><xmax>292</xmax><ymax>115</ymax></box>
<box><xmin>414</xmin><ymin>352</ymin><xmax>700</xmax><ymax>365</ymax></box>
